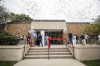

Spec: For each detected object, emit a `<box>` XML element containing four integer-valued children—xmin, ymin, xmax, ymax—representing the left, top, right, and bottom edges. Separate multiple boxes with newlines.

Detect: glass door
<box><xmin>45</xmin><ymin>32</ymin><xmax>62</xmax><ymax>44</ymax></box>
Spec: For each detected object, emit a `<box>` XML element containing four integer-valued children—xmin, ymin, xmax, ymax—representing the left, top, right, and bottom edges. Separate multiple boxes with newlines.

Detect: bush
<box><xmin>0</xmin><ymin>32</ymin><xmax>18</xmax><ymax>45</ymax></box>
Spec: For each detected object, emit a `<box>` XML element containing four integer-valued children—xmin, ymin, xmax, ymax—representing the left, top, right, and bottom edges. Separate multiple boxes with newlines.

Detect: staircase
<box><xmin>24</xmin><ymin>47</ymin><xmax>73</xmax><ymax>59</ymax></box>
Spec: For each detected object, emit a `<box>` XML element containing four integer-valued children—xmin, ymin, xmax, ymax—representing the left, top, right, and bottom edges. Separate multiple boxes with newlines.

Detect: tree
<box><xmin>84</xmin><ymin>15</ymin><xmax>100</xmax><ymax>36</ymax></box>
<box><xmin>84</xmin><ymin>25</ymin><xmax>92</xmax><ymax>35</ymax></box>
<box><xmin>84</xmin><ymin>24</ymin><xmax>100</xmax><ymax>36</ymax></box>
<box><xmin>0</xmin><ymin>5</ymin><xmax>10</xmax><ymax>24</ymax></box>
<box><xmin>94</xmin><ymin>15</ymin><xmax>100</xmax><ymax>24</ymax></box>
<box><xmin>10</xmin><ymin>13</ymin><xmax>33</xmax><ymax>22</ymax></box>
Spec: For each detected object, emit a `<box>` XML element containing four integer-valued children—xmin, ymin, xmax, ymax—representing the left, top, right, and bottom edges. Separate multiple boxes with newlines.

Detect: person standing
<box><xmin>45</xmin><ymin>35</ymin><xmax>49</xmax><ymax>46</ymax></box>
<box><xmin>85</xmin><ymin>33</ymin><xmax>88</xmax><ymax>44</ymax></box>
<box><xmin>67</xmin><ymin>33</ymin><xmax>72</xmax><ymax>44</ymax></box>
<box><xmin>89</xmin><ymin>32</ymin><xmax>96</xmax><ymax>44</ymax></box>
<box><xmin>73</xmin><ymin>34</ymin><xmax>76</xmax><ymax>45</ymax></box>
<box><xmin>26</xmin><ymin>33</ymin><xmax>31</xmax><ymax>45</ymax></box>
<box><xmin>32</xmin><ymin>31</ymin><xmax>37</xmax><ymax>47</ymax></box>
<box><xmin>98</xmin><ymin>33</ymin><xmax>100</xmax><ymax>41</ymax></box>
<box><xmin>37</xmin><ymin>33</ymin><xmax>43</xmax><ymax>47</ymax></box>
<box><xmin>20</xmin><ymin>35</ymin><xmax>25</xmax><ymax>45</ymax></box>
<box><xmin>17</xmin><ymin>33</ymin><xmax>21</xmax><ymax>44</ymax></box>
<box><xmin>80</xmin><ymin>33</ymin><xmax>86</xmax><ymax>45</ymax></box>
<box><xmin>76</xmin><ymin>35</ymin><xmax>80</xmax><ymax>44</ymax></box>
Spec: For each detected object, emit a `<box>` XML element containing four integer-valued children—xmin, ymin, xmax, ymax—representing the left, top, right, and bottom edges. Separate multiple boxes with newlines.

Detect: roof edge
<box><xmin>7</xmin><ymin>22</ymin><xmax>31</xmax><ymax>24</ymax></box>
<box><xmin>33</xmin><ymin>20</ymin><xmax>65</xmax><ymax>22</ymax></box>
<box><xmin>5</xmin><ymin>21</ymin><xmax>90</xmax><ymax>24</ymax></box>
<box><xmin>66</xmin><ymin>22</ymin><xmax>90</xmax><ymax>24</ymax></box>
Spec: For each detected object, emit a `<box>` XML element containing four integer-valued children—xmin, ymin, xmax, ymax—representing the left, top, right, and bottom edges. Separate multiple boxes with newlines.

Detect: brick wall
<box><xmin>64</xmin><ymin>23</ymin><xmax>90</xmax><ymax>44</ymax></box>
<box><xmin>6</xmin><ymin>24</ymin><xmax>31</xmax><ymax>44</ymax></box>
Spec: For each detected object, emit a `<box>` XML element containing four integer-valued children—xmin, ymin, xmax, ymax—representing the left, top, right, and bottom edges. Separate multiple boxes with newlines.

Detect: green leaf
<box><xmin>0</xmin><ymin>32</ymin><xmax>18</xmax><ymax>45</ymax></box>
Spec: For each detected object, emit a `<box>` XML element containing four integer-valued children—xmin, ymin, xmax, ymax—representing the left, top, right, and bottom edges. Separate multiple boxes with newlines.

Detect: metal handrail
<box><xmin>48</xmin><ymin>38</ymin><xmax>49</xmax><ymax>60</ymax></box>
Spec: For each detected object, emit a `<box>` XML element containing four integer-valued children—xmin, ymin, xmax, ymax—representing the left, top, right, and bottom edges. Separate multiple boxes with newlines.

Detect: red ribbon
<box><xmin>48</xmin><ymin>38</ymin><xmax>66</xmax><ymax>48</ymax></box>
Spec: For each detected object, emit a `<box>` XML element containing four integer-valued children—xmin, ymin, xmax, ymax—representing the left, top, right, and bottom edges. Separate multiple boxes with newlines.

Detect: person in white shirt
<box><xmin>98</xmin><ymin>33</ymin><xmax>100</xmax><ymax>41</ymax></box>
<box><xmin>85</xmin><ymin>33</ymin><xmax>88</xmax><ymax>44</ymax></box>
<box><xmin>73</xmin><ymin>34</ymin><xmax>76</xmax><ymax>45</ymax></box>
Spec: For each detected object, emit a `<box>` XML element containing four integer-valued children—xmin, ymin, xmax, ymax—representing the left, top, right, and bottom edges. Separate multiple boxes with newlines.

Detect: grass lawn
<box><xmin>0</xmin><ymin>61</ymin><xmax>17</xmax><ymax>66</ymax></box>
<box><xmin>81</xmin><ymin>59</ymin><xmax>100</xmax><ymax>66</ymax></box>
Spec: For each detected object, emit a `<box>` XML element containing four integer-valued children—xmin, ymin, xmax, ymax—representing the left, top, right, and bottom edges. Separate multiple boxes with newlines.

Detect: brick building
<box><xmin>2</xmin><ymin>20</ymin><xmax>90</xmax><ymax>44</ymax></box>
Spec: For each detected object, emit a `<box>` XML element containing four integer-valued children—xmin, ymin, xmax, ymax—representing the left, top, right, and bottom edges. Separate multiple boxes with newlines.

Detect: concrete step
<box><xmin>24</xmin><ymin>46</ymin><xmax>73</xmax><ymax>59</ymax></box>
<box><xmin>29</xmin><ymin>48</ymin><xmax>68</xmax><ymax>50</ymax></box>
<box><xmin>24</xmin><ymin>55</ymin><xmax>73</xmax><ymax>59</ymax></box>
<box><xmin>29</xmin><ymin>49</ymin><xmax>69</xmax><ymax>51</ymax></box>
<box><xmin>28</xmin><ymin>50</ymin><xmax>70</xmax><ymax>52</ymax></box>
<box><xmin>26</xmin><ymin>52</ymin><xmax>72</xmax><ymax>55</ymax></box>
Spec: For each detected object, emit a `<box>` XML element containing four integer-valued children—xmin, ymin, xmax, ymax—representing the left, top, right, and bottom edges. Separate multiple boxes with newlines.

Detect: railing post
<box><xmin>48</xmin><ymin>38</ymin><xmax>49</xmax><ymax>60</ymax></box>
<box><xmin>48</xmin><ymin>45</ymin><xmax>49</xmax><ymax>60</ymax></box>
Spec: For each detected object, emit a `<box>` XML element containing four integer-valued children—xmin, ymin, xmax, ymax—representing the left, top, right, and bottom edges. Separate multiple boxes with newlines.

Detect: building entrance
<box><xmin>45</xmin><ymin>32</ymin><xmax>62</xmax><ymax>44</ymax></box>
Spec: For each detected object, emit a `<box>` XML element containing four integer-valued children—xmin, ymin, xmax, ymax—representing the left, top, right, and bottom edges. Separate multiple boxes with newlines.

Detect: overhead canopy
<box><xmin>31</xmin><ymin>20</ymin><xmax>66</xmax><ymax>32</ymax></box>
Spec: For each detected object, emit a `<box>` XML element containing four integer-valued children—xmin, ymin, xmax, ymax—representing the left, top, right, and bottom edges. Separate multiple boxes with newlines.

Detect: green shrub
<box><xmin>0</xmin><ymin>32</ymin><xmax>18</xmax><ymax>45</ymax></box>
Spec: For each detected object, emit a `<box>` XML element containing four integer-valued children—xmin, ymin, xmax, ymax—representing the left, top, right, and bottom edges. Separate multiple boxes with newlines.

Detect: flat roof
<box><xmin>7</xmin><ymin>22</ymin><xmax>31</xmax><ymax>24</ymax></box>
<box><xmin>6</xmin><ymin>20</ymin><xmax>90</xmax><ymax>24</ymax></box>
<box><xmin>66</xmin><ymin>22</ymin><xmax>90</xmax><ymax>24</ymax></box>
<box><xmin>33</xmin><ymin>20</ymin><xmax>66</xmax><ymax>22</ymax></box>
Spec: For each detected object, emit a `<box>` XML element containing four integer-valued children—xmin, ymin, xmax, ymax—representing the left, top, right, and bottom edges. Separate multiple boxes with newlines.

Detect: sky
<box><xmin>0</xmin><ymin>0</ymin><xmax>100</xmax><ymax>22</ymax></box>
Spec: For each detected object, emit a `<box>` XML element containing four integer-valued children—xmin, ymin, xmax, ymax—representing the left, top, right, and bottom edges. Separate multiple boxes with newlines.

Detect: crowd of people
<box><xmin>67</xmin><ymin>32</ymin><xmax>100</xmax><ymax>45</ymax></box>
<box><xmin>16</xmin><ymin>33</ymin><xmax>25</xmax><ymax>45</ymax></box>
<box><xmin>16</xmin><ymin>31</ymin><xmax>100</xmax><ymax>46</ymax></box>
<box><xmin>16</xmin><ymin>31</ymin><xmax>49</xmax><ymax>47</ymax></box>
<box><xmin>31</xmin><ymin>31</ymin><xmax>49</xmax><ymax>47</ymax></box>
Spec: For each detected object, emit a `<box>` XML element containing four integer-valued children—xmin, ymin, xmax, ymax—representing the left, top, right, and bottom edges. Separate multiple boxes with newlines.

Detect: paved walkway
<box><xmin>14</xmin><ymin>59</ymin><xmax>86</xmax><ymax>66</ymax></box>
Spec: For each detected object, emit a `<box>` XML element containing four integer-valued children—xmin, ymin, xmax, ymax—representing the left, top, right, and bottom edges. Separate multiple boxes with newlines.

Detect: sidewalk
<box><xmin>14</xmin><ymin>59</ymin><xmax>86</xmax><ymax>66</ymax></box>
